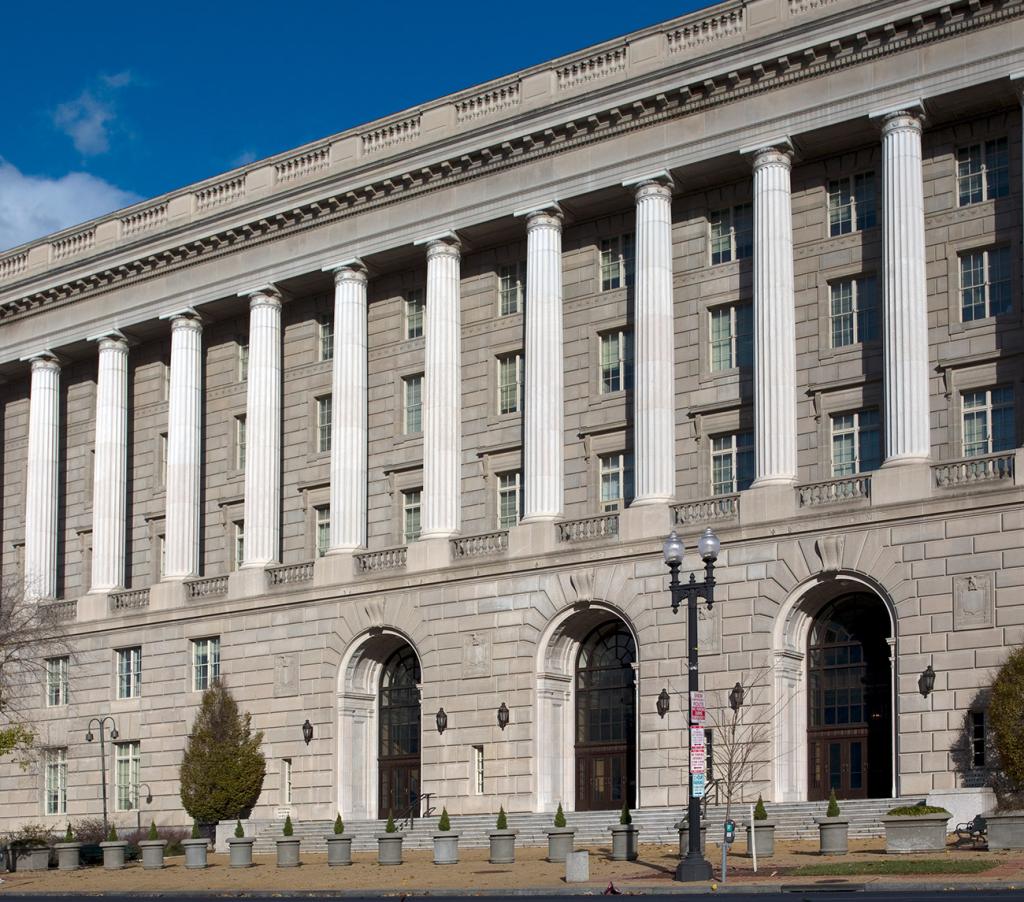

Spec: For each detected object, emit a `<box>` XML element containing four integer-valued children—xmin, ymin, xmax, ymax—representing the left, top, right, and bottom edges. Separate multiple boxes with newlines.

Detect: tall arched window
<box><xmin>378</xmin><ymin>646</ymin><xmax>421</xmax><ymax>818</ymax></box>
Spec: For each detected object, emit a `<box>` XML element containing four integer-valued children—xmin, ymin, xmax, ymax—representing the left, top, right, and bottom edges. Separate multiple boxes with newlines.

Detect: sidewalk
<box><xmin>3</xmin><ymin>838</ymin><xmax>1022</xmax><ymax>894</ymax></box>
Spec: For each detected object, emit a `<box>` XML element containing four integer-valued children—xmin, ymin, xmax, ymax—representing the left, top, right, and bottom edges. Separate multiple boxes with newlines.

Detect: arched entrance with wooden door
<box><xmin>378</xmin><ymin>645</ymin><xmax>421</xmax><ymax>819</ymax></box>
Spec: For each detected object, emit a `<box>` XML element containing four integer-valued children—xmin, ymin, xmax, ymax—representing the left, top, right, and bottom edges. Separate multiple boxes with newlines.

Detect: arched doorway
<box><xmin>806</xmin><ymin>594</ymin><xmax>892</xmax><ymax>801</ymax></box>
<box><xmin>378</xmin><ymin>646</ymin><xmax>421</xmax><ymax>818</ymax></box>
<box><xmin>574</xmin><ymin>622</ymin><xmax>636</xmax><ymax>810</ymax></box>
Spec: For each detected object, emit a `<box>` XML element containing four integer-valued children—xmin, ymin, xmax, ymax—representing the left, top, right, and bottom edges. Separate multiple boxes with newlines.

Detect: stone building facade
<box><xmin>0</xmin><ymin>0</ymin><xmax>1022</xmax><ymax>830</ymax></box>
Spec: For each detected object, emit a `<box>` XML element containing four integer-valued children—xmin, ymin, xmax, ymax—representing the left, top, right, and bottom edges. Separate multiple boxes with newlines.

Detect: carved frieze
<box><xmin>462</xmin><ymin>632</ymin><xmax>491</xmax><ymax>677</ymax></box>
<box><xmin>953</xmin><ymin>573</ymin><xmax>994</xmax><ymax>631</ymax></box>
<box><xmin>273</xmin><ymin>653</ymin><xmax>299</xmax><ymax>697</ymax></box>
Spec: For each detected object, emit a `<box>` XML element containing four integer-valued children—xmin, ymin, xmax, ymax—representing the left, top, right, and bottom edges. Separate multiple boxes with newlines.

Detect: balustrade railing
<box><xmin>109</xmin><ymin>588</ymin><xmax>151</xmax><ymax>611</ymax></box>
<box><xmin>354</xmin><ymin>547</ymin><xmax>408</xmax><ymax>574</ymax></box>
<box><xmin>798</xmin><ymin>474</ymin><xmax>871</xmax><ymax>507</ymax></box>
<box><xmin>40</xmin><ymin>599</ymin><xmax>77</xmax><ymax>623</ymax></box>
<box><xmin>450</xmin><ymin>531</ymin><xmax>509</xmax><ymax>559</ymax></box>
<box><xmin>267</xmin><ymin>561</ymin><xmax>314</xmax><ymax>586</ymax></box>
<box><xmin>557</xmin><ymin>513</ymin><xmax>619</xmax><ymax>543</ymax></box>
<box><xmin>932</xmin><ymin>452</ymin><xmax>1015</xmax><ymax>488</ymax></box>
<box><xmin>186</xmin><ymin>575</ymin><xmax>229</xmax><ymax>599</ymax></box>
<box><xmin>672</xmin><ymin>495</ymin><xmax>740</xmax><ymax>525</ymax></box>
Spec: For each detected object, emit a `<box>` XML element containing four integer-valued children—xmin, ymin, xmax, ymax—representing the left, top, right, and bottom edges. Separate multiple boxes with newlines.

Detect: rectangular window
<box><xmin>962</xmin><ymin>386</ymin><xmax>1015</xmax><ymax>457</ymax></box>
<box><xmin>116</xmin><ymin>646</ymin><xmax>142</xmax><ymax>700</ymax></box>
<box><xmin>402</xmin><ymin>490</ymin><xmax>422</xmax><ymax>543</ymax></box>
<box><xmin>157</xmin><ymin>534</ymin><xmax>166</xmax><ymax>580</ymax></box>
<box><xmin>709</xmin><ymin>204</ymin><xmax>752</xmax><ymax>265</ymax></box>
<box><xmin>46</xmin><ymin>656</ymin><xmax>69</xmax><ymax>707</ymax></box>
<box><xmin>709</xmin><ymin>304</ymin><xmax>752</xmax><ymax>371</ymax></box>
<box><xmin>237</xmin><ymin>343</ymin><xmax>248</xmax><ymax>382</ymax></box>
<box><xmin>315</xmin><ymin>505</ymin><xmax>330</xmax><ymax>558</ymax></box>
<box><xmin>498</xmin><ymin>262</ymin><xmax>525</xmax><ymax>316</ymax></box>
<box><xmin>497</xmin><ymin>353</ymin><xmax>523</xmax><ymax>415</ymax></box>
<box><xmin>711</xmin><ymin>432</ymin><xmax>755</xmax><ymax>495</ymax></box>
<box><xmin>599</xmin><ymin>452</ymin><xmax>633</xmax><ymax>512</ymax></box>
<box><xmin>235</xmin><ymin>416</ymin><xmax>247</xmax><ymax>470</ymax></box>
<box><xmin>497</xmin><ymin>471</ymin><xmax>521</xmax><ymax>529</ymax></box>
<box><xmin>45</xmin><ymin>748</ymin><xmax>68</xmax><ymax>815</ymax></box>
<box><xmin>960</xmin><ymin>247</ymin><xmax>1012</xmax><ymax>321</ymax></box>
<box><xmin>316</xmin><ymin>395</ymin><xmax>332</xmax><ymax>453</ymax></box>
<box><xmin>318</xmin><ymin>318</ymin><xmax>334</xmax><ymax>361</ymax></box>
<box><xmin>957</xmin><ymin>138</ymin><xmax>1009</xmax><ymax>206</ymax></box>
<box><xmin>115</xmin><ymin>741</ymin><xmax>140</xmax><ymax>811</ymax></box>
<box><xmin>600</xmin><ymin>234</ymin><xmax>635</xmax><ymax>291</ymax></box>
<box><xmin>282</xmin><ymin>758</ymin><xmax>293</xmax><ymax>805</ymax></box>
<box><xmin>405</xmin><ymin>289</ymin><xmax>424</xmax><ymax>340</ymax></box>
<box><xmin>232</xmin><ymin>521</ymin><xmax>245</xmax><ymax>570</ymax></box>
<box><xmin>830</xmin><ymin>410</ymin><xmax>881</xmax><ymax>477</ymax></box>
<box><xmin>600</xmin><ymin>330</ymin><xmax>633</xmax><ymax>393</ymax></box>
<box><xmin>827</xmin><ymin>172</ymin><xmax>876</xmax><ymax>236</ymax></box>
<box><xmin>971</xmin><ymin>711</ymin><xmax>986</xmax><ymax>767</ymax></box>
<box><xmin>191</xmin><ymin>637</ymin><xmax>221</xmax><ymax>692</ymax></box>
<box><xmin>830</xmin><ymin>277</ymin><xmax>879</xmax><ymax>347</ymax></box>
<box><xmin>158</xmin><ymin>433</ymin><xmax>168</xmax><ymax>489</ymax></box>
<box><xmin>403</xmin><ymin>375</ymin><xmax>423</xmax><ymax>434</ymax></box>
<box><xmin>473</xmin><ymin>745</ymin><xmax>484</xmax><ymax>795</ymax></box>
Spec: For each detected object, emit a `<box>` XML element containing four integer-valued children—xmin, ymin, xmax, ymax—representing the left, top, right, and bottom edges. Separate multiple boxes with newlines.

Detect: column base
<box><xmin>76</xmin><ymin>592</ymin><xmax>109</xmax><ymax>621</ymax></box>
<box><xmin>150</xmin><ymin>581</ymin><xmax>187</xmax><ymax>611</ymax></box>
<box><xmin>871</xmin><ymin>459</ymin><xmax>932</xmax><ymax>504</ymax></box>
<box><xmin>618</xmin><ymin>502</ymin><xmax>672</xmax><ymax>543</ymax></box>
<box><xmin>314</xmin><ymin>551</ymin><xmax>357</xmax><ymax>586</ymax></box>
<box><xmin>740</xmin><ymin>482</ymin><xmax>797</xmax><ymax>526</ymax></box>
<box><xmin>228</xmin><ymin>567</ymin><xmax>269</xmax><ymax>600</ymax></box>
<box><xmin>406</xmin><ymin>537</ymin><xmax>452</xmax><ymax>572</ymax></box>
<box><xmin>508</xmin><ymin>520</ymin><xmax>560</xmax><ymax>557</ymax></box>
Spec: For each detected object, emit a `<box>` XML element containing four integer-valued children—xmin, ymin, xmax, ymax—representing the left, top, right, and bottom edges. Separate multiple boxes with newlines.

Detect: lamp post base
<box><xmin>674</xmin><ymin>851</ymin><xmax>713</xmax><ymax>882</ymax></box>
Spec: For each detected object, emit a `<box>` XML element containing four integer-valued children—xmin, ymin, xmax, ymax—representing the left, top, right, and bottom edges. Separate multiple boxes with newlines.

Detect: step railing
<box><xmin>932</xmin><ymin>452</ymin><xmax>1015</xmax><ymax>488</ymax></box>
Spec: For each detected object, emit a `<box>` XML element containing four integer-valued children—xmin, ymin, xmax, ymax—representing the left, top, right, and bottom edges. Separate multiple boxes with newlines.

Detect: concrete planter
<box><xmin>488</xmin><ymin>830</ymin><xmax>516</xmax><ymax>864</ymax></box>
<box><xmin>276</xmin><ymin>837</ymin><xmax>301</xmax><ymax>867</ymax></box>
<box><xmin>13</xmin><ymin>845</ymin><xmax>51</xmax><ymax>871</ymax></box>
<box><xmin>100</xmin><ymin>840</ymin><xmax>129</xmax><ymax>870</ymax></box>
<box><xmin>432</xmin><ymin>832</ymin><xmax>459</xmax><ymax>864</ymax></box>
<box><xmin>377</xmin><ymin>833</ymin><xmax>403</xmax><ymax>865</ymax></box>
<box><xmin>546</xmin><ymin>828</ymin><xmax>575</xmax><ymax>863</ymax></box>
<box><xmin>609</xmin><ymin>824</ymin><xmax>639</xmax><ymax>861</ymax></box>
<box><xmin>882</xmin><ymin>813</ymin><xmax>950</xmax><ymax>854</ymax></box>
<box><xmin>815</xmin><ymin>817</ymin><xmax>849</xmax><ymax>855</ymax></box>
<box><xmin>675</xmin><ymin>820</ymin><xmax>708</xmax><ymax>857</ymax></box>
<box><xmin>325</xmin><ymin>835</ymin><xmax>352</xmax><ymax>866</ymax></box>
<box><xmin>55</xmin><ymin>842</ymin><xmax>81</xmax><ymax>871</ymax></box>
<box><xmin>987</xmin><ymin>812</ymin><xmax>1024</xmax><ymax>850</ymax></box>
<box><xmin>745</xmin><ymin>821</ymin><xmax>776</xmax><ymax>858</ymax></box>
<box><xmin>139</xmin><ymin>839</ymin><xmax>167</xmax><ymax>870</ymax></box>
<box><xmin>228</xmin><ymin>836</ymin><xmax>255</xmax><ymax>868</ymax></box>
<box><xmin>182</xmin><ymin>838</ymin><xmax>208</xmax><ymax>869</ymax></box>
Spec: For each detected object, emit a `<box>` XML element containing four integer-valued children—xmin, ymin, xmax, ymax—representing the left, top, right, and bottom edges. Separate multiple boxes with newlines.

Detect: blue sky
<box><xmin>0</xmin><ymin>0</ymin><xmax>709</xmax><ymax>253</ymax></box>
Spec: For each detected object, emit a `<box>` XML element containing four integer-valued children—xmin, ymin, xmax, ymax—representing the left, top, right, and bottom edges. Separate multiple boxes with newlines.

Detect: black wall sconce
<box><xmin>729</xmin><ymin>682</ymin><xmax>745</xmax><ymax>712</ymax></box>
<box><xmin>436</xmin><ymin>708</ymin><xmax>448</xmax><ymax>734</ymax></box>
<box><xmin>919</xmin><ymin>664</ymin><xmax>936</xmax><ymax>698</ymax></box>
<box><xmin>302</xmin><ymin>719</ymin><xmax>314</xmax><ymax>745</ymax></box>
<box><xmin>497</xmin><ymin>702</ymin><xmax>510</xmax><ymax>730</ymax></box>
<box><xmin>656</xmin><ymin>688</ymin><xmax>670</xmax><ymax>718</ymax></box>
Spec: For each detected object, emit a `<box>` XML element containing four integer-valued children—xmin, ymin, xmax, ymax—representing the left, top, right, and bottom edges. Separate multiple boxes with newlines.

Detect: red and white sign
<box><xmin>690</xmin><ymin>745</ymin><xmax>706</xmax><ymax>774</ymax></box>
<box><xmin>690</xmin><ymin>691</ymin><xmax>706</xmax><ymax>724</ymax></box>
<box><xmin>690</xmin><ymin>725</ymin><xmax>705</xmax><ymax>749</ymax></box>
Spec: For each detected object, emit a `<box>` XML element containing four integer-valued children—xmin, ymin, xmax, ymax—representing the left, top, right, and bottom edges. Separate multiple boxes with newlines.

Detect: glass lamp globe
<box><xmin>697</xmin><ymin>527</ymin><xmax>721</xmax><ymax>562</ymax></box>
<box><xmin>662</xmin><ymin>531</ymin><xmax>685</xmax><ymax>566</ymax></box>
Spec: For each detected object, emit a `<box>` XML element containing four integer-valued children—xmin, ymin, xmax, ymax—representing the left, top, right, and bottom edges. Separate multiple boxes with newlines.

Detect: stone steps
<box><xmin>238</xmin><ymin>797</ymin><xmax>920</xmax><ymax>854</ymax></box>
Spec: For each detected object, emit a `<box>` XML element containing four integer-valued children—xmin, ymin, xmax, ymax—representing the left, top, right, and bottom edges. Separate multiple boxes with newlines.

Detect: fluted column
<box><xmin>880</xmin><ymin>109</ymin><xmax>930</xmax><ymax>463</ymax></box>
<box><xmin>23</xmin><ymin>354</ymin><xmax>60</xmax><ymax>600</ymax></box>
<box><xmin>420</xmin><ymin>236</ymin><xmax>461</xmax><ymax>538</ymax></box>
<box><xmin>241</xmin><ymin>287</ymin><xmax>283</xmax><ymax>566</ymax></box>
<box><xmin>90</xmin><ymin>334</ymin><xmax>129</xmax><ymax>592</ymax></box>
<box><xmin>751</xmin><ymin>145</ymin><xmax>797</xmax><ymax>485</ymax></box>
<box><xmin>629</xmin><ymin>175</ymin><xmax>676</xmax><ymax>503</ymax></box>
<box><xmin>163</xmin><ymin>313</ymin><xmax>202</xmax><ymax>579</ymax></box>
<box><xmin>327</xmin><ymin>262</ymin><xmax>368</xmax><ymax>551</ymax></box>
<box><xmin>521</xmin><ymin>207</ymin><xmax>564</xmax><ymax>521</ymax></box>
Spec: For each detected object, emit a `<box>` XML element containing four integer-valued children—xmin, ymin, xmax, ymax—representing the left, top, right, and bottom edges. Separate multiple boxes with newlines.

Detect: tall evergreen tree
<box><xmin>179</xmin><ymin>681</ymin><xmax>266</xmax><ymax>823</ymax></box>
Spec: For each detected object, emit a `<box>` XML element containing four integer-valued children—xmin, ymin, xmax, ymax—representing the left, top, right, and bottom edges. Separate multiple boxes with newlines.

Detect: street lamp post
<box><xmin>135</xmin><ymin>782</ymin><xmax>153</xmax><ymax>835</ymax></box>
<box><xmin>85</xmin><ymin>716</ymin><xmax>119</xmax><ymax>837</ymax></box>
<box><xmin>663</xmin><ymin>526</ymin><xmax>720</xmax><ymax>883</ymax></box>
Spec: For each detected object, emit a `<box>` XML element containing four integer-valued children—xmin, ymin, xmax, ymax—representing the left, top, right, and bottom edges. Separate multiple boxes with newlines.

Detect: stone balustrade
<box><xmin>450</xmin><ymin>531</ymin><xmax>509</xmax><ymax>560</ymax></box>
<box><xmin>558</xmin><ymin>514</ymin><xmax>619</xmax><ymax>543</ymax></box>
<box><xmin>932</xmin><ymin>453</ymin><xmax>1015</xmax><ymax>488</ymax></box>
<box><xmin>673</xmin><ymin>496</ymin><xmax>740</xmax><ymax>525</ymax></box>
<box><xmin>798</xmin><ymin>475</ymin><xmax>872</xmax><ymax>507</ymax></box>
<box><xmin>267</xmin><ymin>561</ymin><xmax>315</xmax><ymax>586</ymax></box>
<box><xmin>109</xmin><ymin>588</ymin><xmax>151</xmax><ymax>612</ymax></box>
<box><xmin>186</xmin><ymin>575</ymin><xmax>229</xmax><ymax>599</ymax></box>
<box><xmin>354</xmin><ymin>547</ymin><xmax>408</xmax><ymax>574</ymax></box>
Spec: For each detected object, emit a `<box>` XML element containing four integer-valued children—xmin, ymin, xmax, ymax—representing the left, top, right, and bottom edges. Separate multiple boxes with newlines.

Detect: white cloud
<box><xmin>53</xmin><ymin>90</ymin><xmax>116</xmax><ymax>155</ymax></box>
<box><xmin>0</xmin><ymin>159</ymin><xmax>141</xmax><ymax>253</ymax></box>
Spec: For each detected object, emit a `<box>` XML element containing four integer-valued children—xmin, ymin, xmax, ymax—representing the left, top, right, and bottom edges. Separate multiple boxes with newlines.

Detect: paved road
<box><xmin>3</xmin><ymin>892</ymin><xmax>1024</xmax><ymax>901</ymax></box>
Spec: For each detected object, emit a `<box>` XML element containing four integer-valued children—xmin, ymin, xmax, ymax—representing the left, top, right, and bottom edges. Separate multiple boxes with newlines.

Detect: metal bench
<box><xmin>955</xmin><ymin>814</ymin><xmax>987</xmax><ymax>847</ymax></box>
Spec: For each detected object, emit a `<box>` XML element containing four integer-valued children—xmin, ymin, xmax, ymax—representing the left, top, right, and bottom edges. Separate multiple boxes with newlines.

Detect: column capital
<box><xmin>623</xmin><ymin>170</ymin><xmax>675</xmax><ymax>198</ymax></box>
<box><xmin>741</xmin><ymin>138</ymin><xmax>794</xmax><ymax>170</ymax></box>
<box><xmin>869</xmin><ymin>99</ymin><xmax>926</xmax><ymax>133</ymax></box>
<box><xmin>322</xmin><ymin>258</ymin><xmax>368</xmax><ymax>283</ymax></box>
<box><xmin>414</xmin><ymin>230</ymin><xmax>461</xmax><ymax>258</ymax></box>
<box><xmin>160</xmin><ymin>307</ymin><xmax>203</xmax><ymax>331</ymax></box>
<box><xmin>238</xmin><ymin>283</ymin><xmax>285</xmax><ymax>308</ymax></box>
<box><xmin>87</xmin><ymin>329</ymin><xmax>131</xmax><ymax>351</ymax></box>
<box><xmin>1010</xmin><ymin>72</ymin><xmax>1024</xmax><ymax>101</ymax></box>
<box><xmin>516</xmin><ymin>204</ymin><xmax>564</xmax><ymax>233</ymax></box>
<box><xmin>21</xmin><ymin>351</ymin><xmax>60</xmax><ymax>370</ymax></box>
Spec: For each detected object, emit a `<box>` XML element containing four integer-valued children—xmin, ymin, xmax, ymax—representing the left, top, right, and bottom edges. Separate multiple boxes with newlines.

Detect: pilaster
<box><xmin>22</xmin><ymin>353</ymin><xmax>60</xmax><ymax>601</ymax></box>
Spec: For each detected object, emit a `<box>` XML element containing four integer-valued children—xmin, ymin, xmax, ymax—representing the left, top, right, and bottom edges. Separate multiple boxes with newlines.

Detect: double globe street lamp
<box><xmin>85</xmin><ymin>716</ymin><xmax>119</xmax><ymax>838</ymax></box>
<box><xmin>663</xmin><ymin>526</ymin><xmax>721</xmax><ymax>883</ymax></box>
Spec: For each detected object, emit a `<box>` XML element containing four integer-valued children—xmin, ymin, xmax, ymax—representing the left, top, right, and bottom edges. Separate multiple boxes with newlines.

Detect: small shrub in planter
<box><xmin>276</xmin><ymin>815</ymin><xmax>301</xmax><ymax>868</ymax></box>
<box><xmin>745</xmin><ymin>796</ymin><xmax>775</xmax><ymax>858</ymax></box>
<box><xmin>610</xmin><ymin>801</ymin><xmax>639</xmax><ymax>861</ymax></box>
<box><xmin>8</xmin><ymin>824</ymin><xmax>54</xmax><ymax>871</ymax></box>
<box><xmin>546</xmin><ymin>803</ymin><xmax>575</xmax><ymax>863</ymax></box>
<box><xmin>227</xmin><ymin>820</ymin><xmax>255</xmax><ymax>868</ymax></box>
<box><xmin>488</xmin><ymin>807</ymin><xmax>516</xmax><ymax>864</ymax></box>
<box><xmin>325</xmin><ymin>814</ymin><xmax>352</xmax><ymax>867</ymax></box>
<box><xmin>815</xmin><ymin>791</ymin><xmax>849</xmax><ymax>856</ymax></box>
<box><xmin>181</xmin><ymin>822</ymin><xmax>208</xmax><ymax>870</ymax></box>
<box><xmin>56</xmin><ymin>823</ymin><xmax>81</xmax><ymax>871</ymax></box>
<box><xmin>882</xmin><ymin>805</ymin><xmax>951</xmax><ymax>854</ymax></box>
<box><xmin>101</xmin><ymin>824</ymin><xmax>129</xmax><ymax>870</ymax></box>
<box><xmin>433</xmin><ymin>807</ymin><xmax>459</xmax><ymax>865</ymax></box>
<box><xmin>377</xmin><ymin>812</ymin><xmax>403</xmax><ymax>866</ymax></box>
<box><xmin>139</xmin><ymin>821</ymin><xmax>168</xmax><ymax>870</ymax></box>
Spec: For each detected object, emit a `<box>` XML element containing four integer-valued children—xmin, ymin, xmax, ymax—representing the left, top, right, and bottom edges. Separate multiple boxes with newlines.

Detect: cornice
<box><xmin>0</xmin><ymin>0</ymin><xmax>1019</xmax><ymax>331</ymax></box>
